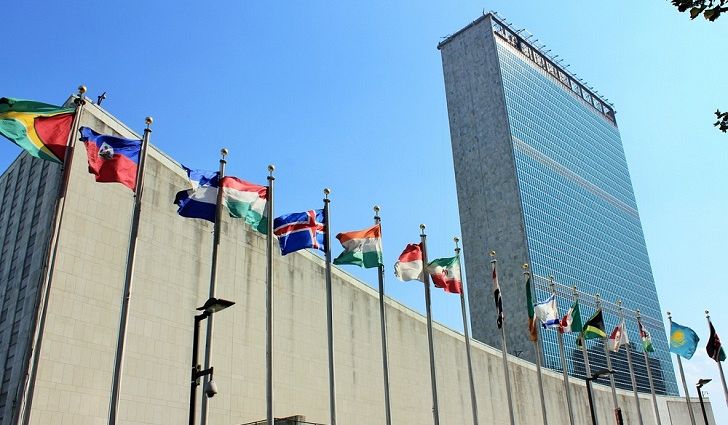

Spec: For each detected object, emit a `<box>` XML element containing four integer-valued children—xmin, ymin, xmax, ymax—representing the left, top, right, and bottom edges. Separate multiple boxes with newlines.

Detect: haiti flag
<box><xmin>273</xmin><ymin>209</ymin><xmax>325</xmax><ymax>255</ymax></box>
<box><xmin>79</xmin><ymin>127</ymin><xmax>142</xmax><ymax>191</ymax></box>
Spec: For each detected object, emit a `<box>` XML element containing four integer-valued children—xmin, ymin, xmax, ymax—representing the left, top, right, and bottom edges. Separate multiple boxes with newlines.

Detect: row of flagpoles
<box><xmin>1</xmin><ymin>88</ymin><xmax>726</xmax><ymax>425</ymax></box>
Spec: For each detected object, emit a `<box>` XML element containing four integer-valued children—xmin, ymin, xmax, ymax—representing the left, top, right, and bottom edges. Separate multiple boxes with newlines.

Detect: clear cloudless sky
<box><xmin>2</xmin><ymin>1</ymin><xmax>727</xmax><ymax>421</ymax></box>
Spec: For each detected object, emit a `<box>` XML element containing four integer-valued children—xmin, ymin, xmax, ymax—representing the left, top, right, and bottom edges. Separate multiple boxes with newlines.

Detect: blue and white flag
<box><xmin>174</xmin><ymin>166</ymin><xmax>220</xmax><ymax>222</ymax></box>
<box><xmin>273</xmin><ymin>209</ymin><xmax>326</xmax><ymax>255</ymax></box>
<box><xmin>534</xmin><ymin>294</ymin><xmax>560</xmax><ymax>328</ymax></box>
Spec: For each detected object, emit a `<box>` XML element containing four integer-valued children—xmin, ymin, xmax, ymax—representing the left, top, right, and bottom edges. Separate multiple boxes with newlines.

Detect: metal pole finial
<box><xmin>666</xmin><ymin>311</ymin><xmax>672</xmax><ymax>320</ymax></box>
<box><xmin>78</xmin><ymin>85</ymin><xmax>87</xmax><ymax>95</ymax></box>
<box><xmin>419</xmin><ymin>224</ymin><xmax>426</xmax><ymax>235</ymax></box>
<box><xmin>145</xmin><ymin>116</ymin><xmax>153</xmax><ymax>128</ymax></box>
<box><xmin>267</xmin><ymin>164</ymin><xmax>275</xmax><ymax>175</ymax></box>
<box><xmin>323</xmin><ymin>188</ymin><xmax>331</xmax><ymax>199</ymax></box>
<box><xmin>220</xmin><ymin>148</ymin><xmax>229</xmax><ymax>160</ymax></box>
<box><xmin>705</xmin><ymin>310</ymin><xmax>710</xmax><ymax>319</ymax></box>
<box><xmin>373</xmin><ymin>205</ymin><xmax>380</xmax><ymax>214</ymax></box>
<box><xmin>453</xmin><ymin>237</ymin><xmax>460</xmax><ymax>254</ymax></box>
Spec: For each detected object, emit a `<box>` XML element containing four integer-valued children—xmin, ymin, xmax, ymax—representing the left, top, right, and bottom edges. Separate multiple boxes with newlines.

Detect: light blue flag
<box><xmin>670</xmin><ymin>321</ymin><xmax>700</xmax><ymax>359</ymax></box>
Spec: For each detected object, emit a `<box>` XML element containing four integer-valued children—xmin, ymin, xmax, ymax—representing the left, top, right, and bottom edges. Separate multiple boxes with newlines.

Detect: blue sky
<box><xmin>2</xmin><ymin>0</ymin><xmax>727</xmax><ymax>421</ymax></box>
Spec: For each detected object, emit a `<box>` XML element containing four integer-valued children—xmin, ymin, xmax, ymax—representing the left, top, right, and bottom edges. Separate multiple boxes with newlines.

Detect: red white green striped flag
<box><xmin>221</xmin><ymin>176</ymin><xmax>268</xmax><ymax>234</ymax></box>
<box><xmin>425</xmin><ymin>255</ymin><xmax>462</xmax><ymax>294</ymax></box>
<box><xmin>333</xmin><ymin>224</ymin><xmax>383</xmax><ymax>268</ymax></box>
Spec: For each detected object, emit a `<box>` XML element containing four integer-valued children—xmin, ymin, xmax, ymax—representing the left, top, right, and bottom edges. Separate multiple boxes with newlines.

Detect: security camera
<box><xmin>205</xmin><ymin>380</ymin><xmax>218</xmax><ymax>398</ymax></box>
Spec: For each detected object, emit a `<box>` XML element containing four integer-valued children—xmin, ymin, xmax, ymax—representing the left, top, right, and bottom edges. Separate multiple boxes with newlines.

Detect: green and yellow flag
<box><xmin>0</xmin><ymin>98</ymin><xmax>75</xmax><ymax>163</ymax></box>
<box><xmin>581</xmin><ymin>308</ymin><xmax>606</xmax><ymax>340</ymax></box>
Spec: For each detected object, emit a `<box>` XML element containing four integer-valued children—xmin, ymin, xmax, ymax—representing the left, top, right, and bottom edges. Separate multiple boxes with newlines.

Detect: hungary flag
<box><xmin>426</xmin><ymin>255</ymin><xmax>462</xmax><ymax>294</ymax></box>
<box><xmin>333</xmin><ymin>224</ymin><xmax>382</xmax><ymax>268</ymax></box>
<box><xmin>221</xmin><ymin>176</ymin><xmax>268</xmax><ymax>234</ymax></box>
<box><xmin>0</xmin><ymin>98</ymin><xmax>75</xmax><ymax>163</ymax></box>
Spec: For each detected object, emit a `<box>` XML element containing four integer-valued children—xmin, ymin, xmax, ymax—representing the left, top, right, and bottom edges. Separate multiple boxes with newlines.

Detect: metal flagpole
<box><xmin>265</xmin><ymin>165</ymin><xmax>275</xmax><ymax>425</ymax></box>
<box><xmin>419</xmin><ymin>224</ymin><xmax>440</xmax><ymax>425</ymax></box>
<box><xmin>706</xmin><ymin>310</ymin><xmax>728</xmax><ymax>407</ymax></box>
<box><xmin>455</xmin><ymin>238</ymin><xmax>478</xmax><ymax>425</ymax></box>
<box><xmin>549</xmin><ymin>277</ymin><xmax>575</xmax><ymax>425</ymax></box>
<box><xmin>16</xmin><ymin>86</ymin><xmax>87</xmax><ymax>425</ymax></box>
<box><xmin>637</xmin><ymin>310</ymin><xmax>661</xmax><ymax>425</ymax></box>
<box><xmin>573</xmin><ymin>287</ymin><xmax>592</xmax><ymax>379</ymax></box>
<box><xmin>374</xmin><ymin>206</ymin><xmax>392</xmax><ymax>425</ymax></box>
<box><xmin>667</xmin><ymin>311</ymin><xmax>696</xmax><ymax>425</ymax></box>
<box><xmin>595</xmin><ymin>294</ymin><xmax>619</xmax><ymax>416</ymax></box>
<box><xmin>526</xmin><ymin>266</ymin><xmax>547</xmax><ymax>425</ymax></box>
<box><xmin>199</xmin><ymin>148</ymin><xmax>228</xmax><ymax>425</ymax></box>
<box><xmin>618</xmin><ymin>300</ymin><xmax>643</xmax><ymax>425</ymax></box>
<box><xmin>323</xmin><ymin>188</ymin><xmax>337</xmax><ymax>425</ymax></box>
<box><xmin>108</xmin><ymin>116</ymin><xmax>153</xmax><ymax>425</ymax></box>
<box><xmin>490</xmin><ymin>252</ymin><xmax>516</xmax><ymax>425</ymax></box>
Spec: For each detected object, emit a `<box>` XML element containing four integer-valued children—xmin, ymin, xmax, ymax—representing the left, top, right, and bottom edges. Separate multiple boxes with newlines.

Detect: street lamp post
<box><xmin>697</xmin><ymin>378</ymin><xmax>712</xmax><ymax>425</ymax></box>
<box><xmin>586</xmin><ymin>369</ymin><xmax>615</xmax><ymax>425</ymax></box>
<box><xmin>189</xmin><ymin>297</ymin><xmax>235</xmax><ymax>425</ymax></box>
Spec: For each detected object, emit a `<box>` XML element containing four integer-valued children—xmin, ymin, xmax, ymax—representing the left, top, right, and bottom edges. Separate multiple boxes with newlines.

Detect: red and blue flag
<box><xmin>273</xmin><ymin>209</ymin><xmax>326</xmax><ymax>255</ymax></box>
<box><xmin>79</xmin><ymin>127</ymin><xmax>141</xmax><ymax>191</ymax></box>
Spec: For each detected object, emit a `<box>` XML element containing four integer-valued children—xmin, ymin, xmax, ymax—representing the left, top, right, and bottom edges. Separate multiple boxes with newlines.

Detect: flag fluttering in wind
<box><xmin>221</xmin><ymin>176</ymin><xmax>268</xmax><ymax>234</ymax></box>
<box><xmin>707</xmin><ymin>321</ymin><xmax>726</xmax><ymax>362</ymax></box>
<box><xmin>560</xmin><ymin>300</ymin><xmax>583</xmax><ymax>334</ymax></box>
<box><xmin>492</xmin><ymin>263</ymin><xmax>504</xmax><ymax>329</ymax></box>
<box><xmin>273</xmin><ymin>209</ymin><xmax>326</xmax><ymax>255</ymax></box>
<box><xmin>425</xmin><ymin>255</ymin><xmax>462</xmax><ymax>294</ymax></box>
<box><xmin>534</xmin><ymin>295</ymin><xmax>560</xmax><ymax>329</ymax></box>
<box><xmin>0</xmin><ymin>98</ymin><xmax>75</xmax><ymax>163</ymax></box>
<box><xmin>525</xmin><ymin>274</ymin><xmax>537</xmax><ymax>341</ymax></box>
<box><xmin>638</xmin><ymin>320</ymin><xmax>655</xmax><ymax>353</ymax></box>
<box><xmin>394</xmin><ymin>243</ymin><xmax>423</xmax><ymax>282</ymax></box>
<box><xmin>581</xmin><ymin>309</ymin><xmax>606</xmax><ymax>342</ymax></box>
<box><xmin>174</xmin><ymin>167</ymin><xmax>220</xmax><ymax>222</ymax></box>
<box><xmin>607</xmin><ymin>320</ymin><xmax>629</xmax><ymax>352</ymax></box>
<box><xmin>670</xmin><ymin>321</ymin><xmax>700</xmax><ymax>359</ymax></box>
<box><xmin>333</xmin><ymin>224</ymin><xmax>383</xmax><ymax>269</ymax></box>
<box><xmin>79</xmin><ymin>127</ymin><xmax>142</xmax><ymax>190</ymax></box>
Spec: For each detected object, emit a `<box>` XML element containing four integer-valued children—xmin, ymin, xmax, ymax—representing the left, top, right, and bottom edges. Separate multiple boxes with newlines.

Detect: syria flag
<box><xmin>80</xmin><ymin>127</ymin><xmax>142</xmax><ymax>191</ymax></box>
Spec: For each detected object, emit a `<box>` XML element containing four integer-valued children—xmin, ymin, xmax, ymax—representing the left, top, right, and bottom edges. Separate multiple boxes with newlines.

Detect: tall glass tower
<box><xmin>438</xmin><ymin>13</ymin><xmax>678</xmax><ymax>395</ymax></box>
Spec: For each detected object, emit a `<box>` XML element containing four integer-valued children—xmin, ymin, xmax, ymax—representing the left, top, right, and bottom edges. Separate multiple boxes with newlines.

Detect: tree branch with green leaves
<box><xmin>672</xmin><ymin>0</ymin><xmax>728</xmax><ymax>21</ymax></box>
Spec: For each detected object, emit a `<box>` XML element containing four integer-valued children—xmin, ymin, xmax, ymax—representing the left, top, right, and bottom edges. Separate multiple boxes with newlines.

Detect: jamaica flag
<box><xmin>582</xmin><ymin>309</ymin><xmax>607</xmax><ymax>340</ymax></box>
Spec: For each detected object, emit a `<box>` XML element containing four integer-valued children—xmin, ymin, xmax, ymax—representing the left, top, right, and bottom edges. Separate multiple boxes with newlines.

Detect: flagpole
<box><xmin>420</xmin><ymin>224</ymin><xmax>440</xmax><ymax>425</ymax></box>
<box><xmin>667</xmin><ymin>311</ymin><xmax>696</xmax><ymax>425</ymax></box>
<box><xmin>265</xmin><ymin>165</ymin><xmax>275</xmax><ymax>425</ymax></box>
<box><xmin>108</xmin><ymin>116</ymin><xmax>153</xmax><ymax>425</ymax></box>
<box><xmin>526</xmin><ymin>266</ymin><xmax>547</xmax><ymax>425</ymax></box>
<box><xmin>16</xmin><ymin>86</ymin><xmax>87</xmax><ymax>425</ymax></box>
<box><xmin>456</xmin><ymin>238</ymin><xmax>478</xmax><ymax>425</ymax></box>
<box><xmin>618</xmin><ymin>300</ymin><xmax>643</xmax><ymax>425</ymax></box>
<box><xmin>374</xmin><ymin>206</ymin><xmax>392</xmax><ymax>425</ymax></box>
<box><xmin>637</xmin><ymin>310</ymin><xmax>662</xmax><ymax>425</ymax></box>
<box><xmin>573</xmin><ymin>287</ymin><xmax>593</xmax><ymax>379</ymax></box>
<box><xmin>199</xmin><ymin>148</ymin><xmax>228</xmax><ymax>425</ymax></box>
<box><xmin>595</xmin><ymin>294</ymin><xmax>619</xmax><ymax>416</ymax></box>
<box><xmin>706</xmin><ymin>310</ymin><xmax>728</xmax><ymax>407</ymax></box>
<box><xmin>323</xmin><ymin>188</ymin><xmax>337</xmax><ymax>425</ymax></box>
<box><xmin>549</xmin><ymin>276</ymin><xmax>575</xmax><ymax>425</ymax></box>
<box><xmin>490</xmin><ymin>251</ymin><xmax>516</xmax><ymax>425</ymax></box>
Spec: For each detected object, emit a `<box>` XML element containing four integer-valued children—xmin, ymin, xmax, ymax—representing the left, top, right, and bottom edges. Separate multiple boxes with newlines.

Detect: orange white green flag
<box><xmin>333</xmin><ymin>224</ymin><xmax>383</xmax><ymax>268</ymax></box>
<box><xmin>0</xmin><ymin>98</ymin><xmax>75</xmax><ymax>163</ymax></box>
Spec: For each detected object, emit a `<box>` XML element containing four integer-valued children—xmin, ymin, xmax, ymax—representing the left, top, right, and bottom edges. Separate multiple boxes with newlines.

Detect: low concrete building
<box><xmin>0</xmin><ymin>101</ymin><xmax>714</xmax><ymax>424</ymax></box>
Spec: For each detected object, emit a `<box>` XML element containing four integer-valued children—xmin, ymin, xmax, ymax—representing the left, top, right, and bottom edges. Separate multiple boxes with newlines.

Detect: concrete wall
<box><xmin>11</xmin><ymin>102</ymin><xmax>707</xmax><ymax>424</ymax></box>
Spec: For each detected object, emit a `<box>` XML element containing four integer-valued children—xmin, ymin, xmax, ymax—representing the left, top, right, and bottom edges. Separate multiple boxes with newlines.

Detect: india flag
<box><xmin>221</xmin><ymin>176</ymin><xmax>268</xmax><ymax>234</ymax></box>
<box><xmin>394</xmin><ymin>243</ymin><xmax>423</xmax><ymax>282</ymax></box>
<box><xmin>333</xmin><ymin>224</ymin><xmax>382</xmax><ymax>269</ymax></box>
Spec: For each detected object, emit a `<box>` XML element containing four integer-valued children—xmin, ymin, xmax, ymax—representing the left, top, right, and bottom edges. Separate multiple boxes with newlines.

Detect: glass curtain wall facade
<box><xmin>439</xmin><ymin>13</ymin><xmax>678</xmax><ymax>395</ymax></box>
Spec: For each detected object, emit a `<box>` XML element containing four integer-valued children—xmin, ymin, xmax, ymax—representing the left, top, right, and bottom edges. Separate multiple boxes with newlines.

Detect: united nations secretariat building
<box><xmin>0</xmin><ymin>15</ymin><xmax>717</xmax><ymax>425</ymax></box>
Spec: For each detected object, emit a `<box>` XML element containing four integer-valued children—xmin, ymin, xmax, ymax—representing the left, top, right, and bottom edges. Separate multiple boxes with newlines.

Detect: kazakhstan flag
<box><xmin>670</xmin><ymin>321</ymin><xmax>700</xmax><ymax>359</ymax></box>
